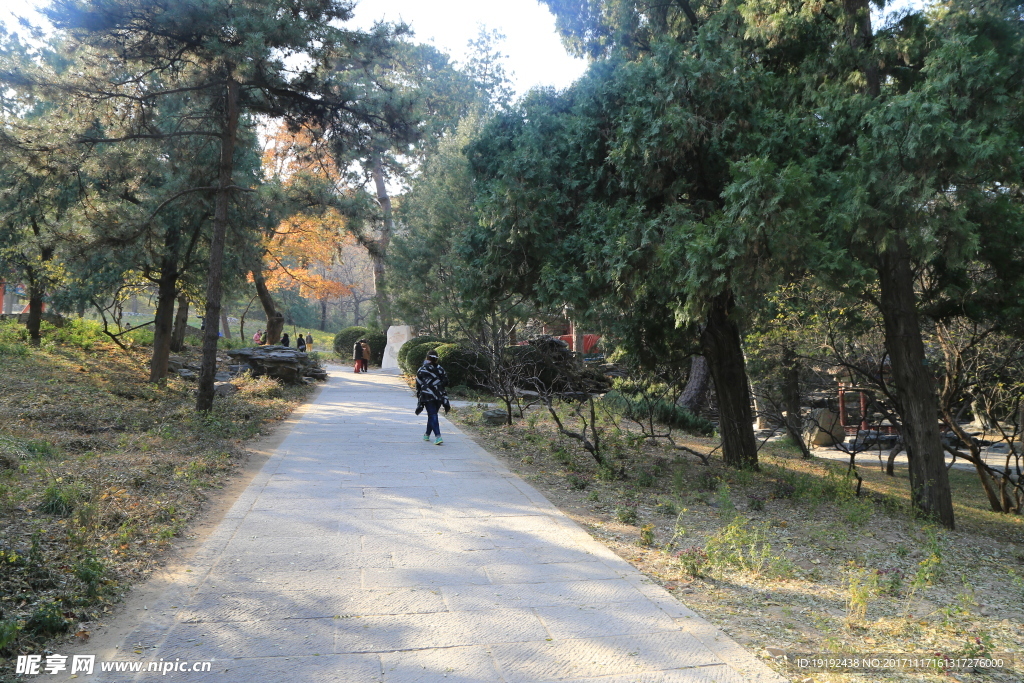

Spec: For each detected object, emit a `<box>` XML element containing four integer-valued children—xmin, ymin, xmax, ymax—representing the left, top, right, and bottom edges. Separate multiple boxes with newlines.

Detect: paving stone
<box><xmin>535</xmin><ymin>601</ymin><xmax>681</xmax><ymax>639</ymax></box>
<box><xmin>200</xmin><ymin>569</ymin><xmax>361</xmax><ymax>593</ymax></box>
<box><xmin>490</xmin><ymin>632</ymin><xmax>722</xmax><ymax>682</ymax></box>
<box><xmin>391</xmin><ymin>548</ymin><xmax>533</xmax><ymax>568</ymax></box>
<box><xmin>159</xmin><ymin>619</ymin><xmax>335</xmax><ymax>659</ymax></box>
<box><xmin>441</xmin><ymin>579</ymin><xmax>646</xmax><ymax>611</ymax></box>
<box><xmin>214</xmin><ymin>550</ymin><xmax>392</xmax><ymax>572</ymax></box>
<box><xmin>362</xmin><ymin>567</ymin><xmax>491</xmax><ymax>588</ymax></box>
<box><xmin>485</xmin><ymin>561</ymin><xmax>626</xmax><ymax>584</ymax></box>
<box><xmin>380</xmin><ymin>645</ymin><xmax>500</xmax><ymax>683</ymax></box>
<box><xmin>338</xmin><ymin>518</ymin><xmax>451</xmax><ymax>536</ymax></box>
<box><xmin>217</xmin><ymin>654</ymin><xmax>382</xmax><ymax>683</ymax></box>
<box><xmin>362</xmin><ymin>532</ymin><xmax>496</xmax><ymax>553</ymax></box>
<box><xmin>335</xmin><ymin>609</ymin><xmax>547</xmax><ymax>653</ymax></box>
<box><xmin>220</xmin><ymin>535</ymin><xmax>361</xmax><ymax>557</ymax></box>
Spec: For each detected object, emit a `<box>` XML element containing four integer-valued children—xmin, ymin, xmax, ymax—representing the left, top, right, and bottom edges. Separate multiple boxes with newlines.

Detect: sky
<box><xmin>0</xmin><ymin>0</ymin><xmax>591</xmax><ymax>97</ymax></box>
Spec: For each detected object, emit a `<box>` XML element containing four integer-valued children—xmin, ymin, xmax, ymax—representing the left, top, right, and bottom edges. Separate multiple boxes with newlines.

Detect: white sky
<box><xmin>0</xmin><ymin>0</ymin><xmax>590</xmax><ymax>97</ymax></box>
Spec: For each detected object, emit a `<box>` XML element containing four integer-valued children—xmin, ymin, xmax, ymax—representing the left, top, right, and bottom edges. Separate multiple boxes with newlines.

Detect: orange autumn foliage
<box><xmin>262</xmin><ymin>212</ymin><xmax>353</xmax><ymax>300</ymax></box>
<box><xmin>260</xmin><ymin>124</ymin><xmax>355</xmax><ymax>300</ymax></box>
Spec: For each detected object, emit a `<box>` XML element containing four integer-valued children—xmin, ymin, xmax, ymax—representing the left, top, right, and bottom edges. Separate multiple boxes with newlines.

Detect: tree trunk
<box><xmin>170</xmin><ymin>294</ymin><xmax>189</xmax><ymax>352</ymax></box>
<box><xmin>677</xmin><ymin>355</ymin><xmax>710</xmax><ymax>415</ymax></box>
<box><xmin>149</xmin><ymin>272</ymin><xmax>178</xmax><ymax>382</ymax></box>
<box><xmin>26</xmin><ymin>278</ymin><xmax>44</xmax><ymax>346</ymax></box>
<box><xmin>876</xmin><ymin>236</ymin><xmax>955</xmax><ymax>529</ymax></box>
<box><xmin>220</xmin><ymin>308</ymin><xmax>231</xmax><ymax>339</ymax></box>
<box><xmin>782</xmin><ymin>347</ymin><xmax>811</xmax><ymax>458</ymax></box>
<box><xmin>320</xmin><ymin>298</ymin><xmax>328</xmax><ymax>331</ymax></box>
<box><xmin>252</xmin><ymin>266</ymin><xmax>284</xmax><ymax>344</ymax></box>
<box><xmin>197</xmin><ymin>74</ymin><xmax>239</xmax><ymax>412</ymax></box>
<box><xmin>25</xmin><ymin>223</ymin><xmax>53</xmax><ymax>346</ymax></box>
<box><xmin>370</xmin><ymin>154</ymin><xmax>394</xmax><ymax>329</ymax></box>
<box><xmin>700</xmin><ymin>291</ymin><xmax>758</xmax><ymax>469</ymax></box>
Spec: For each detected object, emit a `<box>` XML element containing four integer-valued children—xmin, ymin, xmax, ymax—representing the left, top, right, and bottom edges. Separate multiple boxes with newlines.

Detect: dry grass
<box><xmin>0</xmin><ymin>320</ymin><xmax>315</xmax><ymax>677</ymax></box>
<box><xmin>450</xmin><ymin>401</ymin><xmax>1024</xmax><ymax>683</ymax></box>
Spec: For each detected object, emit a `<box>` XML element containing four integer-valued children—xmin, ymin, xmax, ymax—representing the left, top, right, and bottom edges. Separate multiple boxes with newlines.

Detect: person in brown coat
<box><xmin>360</xmin><ymin>340</ymin><xmax>371</xmax><ymax>372</ymax></box>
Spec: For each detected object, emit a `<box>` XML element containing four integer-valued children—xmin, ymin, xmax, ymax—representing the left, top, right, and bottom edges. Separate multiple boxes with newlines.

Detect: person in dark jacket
<box><xmin>415</xmin><ymin>350</ymin><xmax>449</xmax><ymax>445</ymax></box>
<box><xmin>352</xmin><ymin>338</ymin><xmax>365</xmax><ymax>373</ymax></box>
<box><xmin>280</xmin><ymin>333</ymin><xmax>290</xmax><ymax>347</ymax></box>
<box><xmin>296</xmin><ymin>335</ymin><xmax>307</xmax><ymax>352</ymax></box>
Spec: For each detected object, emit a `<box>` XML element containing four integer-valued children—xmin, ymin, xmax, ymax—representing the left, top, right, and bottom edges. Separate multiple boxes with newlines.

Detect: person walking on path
<box><xmin>305</xmin><ymin>333</ymin><xmax>313</xmax><ymax>351</ymax></box>
<box><xmin>296</xmin><ymin>334</ymin><xmax>307</xmax><ymax>352</ymax></box>
<box><xmin>352</xmin><ymin>338</ymin><xmax>365</xmax><ymax>373</ymax></box>
<box><xmin>360</xmin><ymin>339</ymin><xmax>372</xmax><ymax>372</ymax></box>
<box><xmin>416</xmin><ymin>350</ymin><xmax>449</xmax><ymax>445</ymax></box>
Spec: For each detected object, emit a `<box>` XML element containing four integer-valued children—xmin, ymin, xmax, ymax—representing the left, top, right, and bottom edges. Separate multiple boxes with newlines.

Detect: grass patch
<box><xmin>0</xmin><ymin>318</ymin><xmax>315</xmax><ymax>672</ymax></box>
<box><xmin>447</xmin><ymin>384</ymin><xmax>1024</xmax><ymax>683</ymax></box>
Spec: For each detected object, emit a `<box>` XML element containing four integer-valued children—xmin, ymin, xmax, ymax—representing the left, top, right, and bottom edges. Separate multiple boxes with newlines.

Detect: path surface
<box><xmin>94</xmin><ymin>367</ymin><xmax>787</xmax><ymax>682</ymax></box>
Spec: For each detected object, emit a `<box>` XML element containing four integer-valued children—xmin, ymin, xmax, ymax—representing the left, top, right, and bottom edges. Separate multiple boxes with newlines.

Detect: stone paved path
<box><xmin>98</xmin><ymin>367</ymin><xmax>788</xmax><ymax>682</ymax></box>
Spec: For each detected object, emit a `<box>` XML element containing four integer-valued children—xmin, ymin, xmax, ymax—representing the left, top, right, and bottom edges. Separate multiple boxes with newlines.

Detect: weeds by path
<box><xmin>449</xmin><ymin>401</ymin><xmax>1024</xmax><ymax>683</ymax></box>
<box><xmin>0</xmin><ymin>320</ymin><xmax>314</xmax><ymax>678</ymax></box>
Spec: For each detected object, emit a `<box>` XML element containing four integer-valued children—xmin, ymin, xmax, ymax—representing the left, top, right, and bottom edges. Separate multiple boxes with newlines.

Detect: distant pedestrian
<box><xmin>416</xmin><ymin>350</ymin><xmax>449</xmax><ymax>445</ymax></box>
<box><xmin>252</xmin><ymin>330</ymin><xmax>262</xmax><ymax>345</ymax></box>
<box><xmin>305</xmin><ymin>333</ymin><xmax>313</xmax><ymax>350</ymax></box>
<box><xmin>281</xmin><ymin>333</ymin><xmax>290</xmax><ymax>347</ymax></box>
<box><xmin>360</xmin><ymin>339</ymin><xmax>371</xmax><ymax>372</ymax></box>
<box><xmin>296</xmin><ymin>335</ymin><xmax>307</xmax><ymax>352</ymax></box>
<box><xmin>352</xmin><ymin>337</ymin><xmax>365</xmax><ymax>372</ymax></box>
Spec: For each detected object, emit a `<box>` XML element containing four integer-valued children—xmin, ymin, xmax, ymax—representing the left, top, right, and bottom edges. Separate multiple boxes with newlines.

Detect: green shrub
<box><xmin>635</xmin><ymin>468</ymin><xmax>657</xmax><ymax>488</ymax></box>
<box><xmin>0</xmin><ymin>619</ymin><xmax>19</xmax><ymax>654</ymax></box>
<box><xmin>333</xmin><ymin>326</ymin><xmax>385</xmax><ymax>364</ymax></box>
<box><xmin>615</xmin><ymin>503</ymin><xmax>639</xmax><ymax>525</ymax></box>
<box><xmin>398</xmin><ymin>335</ymin><xmax>447</xmax><ymax>373</ymax></box>
<box><xmin>74</xmin><ymin>556</ymin><xmax>106</xmax><ymax>598</ymax></box>
<box><xmin>25</xmin><ymin>601</ymin><xmax>70</xmax><ymax>637</ymax></box>
<box><xmin>39</xmin><ymin>482</ymin><xmax>88</xmax><ymax>517</ymax></box>
<box><xmin>0</xmin><ymin>341</ymin><xmax>29</xmax><ymax>357</ymax></box>
<box><xmin>403</xmin><ymin>342</ymin><xmax>441</xmax><ymax>375</ymax></box>
<box><xmin>566</xmin><ymin>473</ymin><xmax>589</xmax><ymax>490</ymax></box>
<box><xmin>433</xmin><ymin>343</ymin><xmax>488</xmax><ymax>388</ymax></box>
<box><xmin>602</xmin><ymin>388</ymin><xmax>714</xmax><ymax>435</ymax></box>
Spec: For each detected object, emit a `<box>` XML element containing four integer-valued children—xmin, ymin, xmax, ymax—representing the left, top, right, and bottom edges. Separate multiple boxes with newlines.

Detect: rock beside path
<box><xmin>226</xmin><ymin>346</ymin><xmax>328</xmax><ymax>384</ymax></box>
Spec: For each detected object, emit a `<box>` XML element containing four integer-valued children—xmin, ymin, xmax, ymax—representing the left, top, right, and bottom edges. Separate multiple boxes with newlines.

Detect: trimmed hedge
<box><xmin>397</xmin><ymin>333</ymin><xmax>446</xmax><ymax>370</ymax></box>
<box><xmin>434</xmin><ymin>343</ymin><xmax>489</xmax><ymax>388</ymax></box>
<box><xmin>333</xmin><ymin>326</ymin><xmax>386</xmax><ymax>365</ymax></box>
<box><xmin>401</xmin><ymin>342</ymin><xmax>441</xmax><ymax>375</ymax></box>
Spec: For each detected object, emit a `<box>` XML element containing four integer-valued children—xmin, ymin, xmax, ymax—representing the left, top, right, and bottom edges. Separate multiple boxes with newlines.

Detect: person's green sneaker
<box><xmin>423</xmin><ymin>434</ymin><xmax>430</xmax><ymax>442</ymax></box>
<box><xmin>435</xmin><ymin>437</ymin><xmax>443</xmax><ymax>445</ymax></box>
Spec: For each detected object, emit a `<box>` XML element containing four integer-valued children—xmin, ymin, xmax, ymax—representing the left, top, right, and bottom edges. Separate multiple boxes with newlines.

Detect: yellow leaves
<box><xmin>99</xmin><ymin>487</ymin><xmax>128</xmax><ymax>502</ymax></box>
<box><xmin>264</xmin><ymin>209</ymin><xmax>356</xmax><ymax>300</ymax></box>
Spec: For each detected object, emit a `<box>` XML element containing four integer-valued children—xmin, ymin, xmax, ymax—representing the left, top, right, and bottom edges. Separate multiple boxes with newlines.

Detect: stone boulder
<box><xmin>226</xmin><ymin>346</ymin><xmax>328</xmax><ymax>385</ymax></box>
<box><xmin>214</xmin><ymin>382</ymin><xmax>239</xmax><ymax>397</ymax></box>
<box><xmin>383</xmin><ymin>325</ymin><xmax>413</xmax><ymax>370</ymax></box>
<box><xmin>803</xmin><ymin>407</ymin><xmax>845</xmax><ymax>447</ymax></box>
<box><xmin>482</xmin><ymin>409</ymin><xmax>508</xmax><ymax>426</ymax></box>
